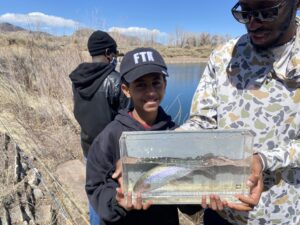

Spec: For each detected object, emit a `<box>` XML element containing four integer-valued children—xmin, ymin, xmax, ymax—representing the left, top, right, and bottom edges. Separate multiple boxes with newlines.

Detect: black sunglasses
<box><xmin>231</xmin><ymin>0</ymin><xmax>286</xmax><ymax>24</ymax></box>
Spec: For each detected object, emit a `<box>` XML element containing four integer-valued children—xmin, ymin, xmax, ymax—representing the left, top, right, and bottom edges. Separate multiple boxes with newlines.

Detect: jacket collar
<box><xmin>230</xmin><ymin>17</ymin><xmax>300</xmax><ymax>87</ymax></box>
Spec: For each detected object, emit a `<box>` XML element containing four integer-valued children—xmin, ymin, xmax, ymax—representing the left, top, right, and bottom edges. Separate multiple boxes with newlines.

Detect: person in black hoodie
<box><xmin>69</xmin><ymin>30</ymin><xmax>129</xmax><ymax>158</ymax></box>
<box><xmin>69</xmin><ymin>30</ymin><xmax>130</xmax><ymax>225</ymax></box>
<box><xmin>86</xmin><ymin>47</ymin><xmax>181</xmax><ymax>225</ymax></box>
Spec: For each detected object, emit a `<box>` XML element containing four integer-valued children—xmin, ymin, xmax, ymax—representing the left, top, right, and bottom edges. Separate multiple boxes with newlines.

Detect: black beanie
<box><xmin>87</xmin><ymin>30</ymin><xmax>117</xmax><ymax>56</ymax></box>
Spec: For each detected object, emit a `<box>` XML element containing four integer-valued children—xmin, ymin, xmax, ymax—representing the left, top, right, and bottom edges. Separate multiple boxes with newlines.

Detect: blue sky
<box><xmin>0</xmin><ymin>0</ymin><xmax>251</xmax><ymax>39</ymax></box>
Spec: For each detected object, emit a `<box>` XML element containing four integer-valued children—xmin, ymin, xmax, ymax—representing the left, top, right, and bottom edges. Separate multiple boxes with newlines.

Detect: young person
<box><xmin>85</xmin><ymin>47</ymin><xmax>181</xmax><ymax>225</ymax></box>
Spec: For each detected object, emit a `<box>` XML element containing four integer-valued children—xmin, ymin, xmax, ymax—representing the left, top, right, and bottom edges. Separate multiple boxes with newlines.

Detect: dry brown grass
<box><xmin>0</xmin><ymin>31</ymin><xmax>85</xmax><ymax>171</ymax></box>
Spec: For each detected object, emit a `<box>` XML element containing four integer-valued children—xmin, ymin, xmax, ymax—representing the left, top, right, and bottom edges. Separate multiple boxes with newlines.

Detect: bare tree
<box><xmin>197</xmin><ymin>32</ymin><xmax>211</xmax><ymax>46</ymax></box>
<box><xmin>174</xmin><ymin>27</ymin><xmax>188</xmax><ymax>48</ymax></box>
<box><xmin>211</xmin><ymin>34</ymin><xmax>224</xmax><ymax>47</ymax></box>
<box><xmin>184</xmin><ymin>32</ymin><xmax>195</xmax><ymax>47</ymax></box>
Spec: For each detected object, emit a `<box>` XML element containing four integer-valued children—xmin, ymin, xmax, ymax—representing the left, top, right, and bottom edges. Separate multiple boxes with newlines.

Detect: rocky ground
<box><xmin>0</xmin><ymin>132</ymin><xmax>54</xmax><ymax>225</ymax></box>
<box><xmin>0</xmin><ymin>132</ymin><xmax>90</xmax><ymax>225</ymax></box>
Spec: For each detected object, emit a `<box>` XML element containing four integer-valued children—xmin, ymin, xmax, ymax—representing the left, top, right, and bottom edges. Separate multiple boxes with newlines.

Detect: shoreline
<box><xmin>164</xmin><ymin>56</ymin><xmax>208</xmax><ymax>64</ymax></box>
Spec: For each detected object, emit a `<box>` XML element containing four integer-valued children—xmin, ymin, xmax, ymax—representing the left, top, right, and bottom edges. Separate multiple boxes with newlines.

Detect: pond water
<box><xmin>161</xmin><ymin>62</ymin><xmax>206</xmax><ymax>125</ymax></box>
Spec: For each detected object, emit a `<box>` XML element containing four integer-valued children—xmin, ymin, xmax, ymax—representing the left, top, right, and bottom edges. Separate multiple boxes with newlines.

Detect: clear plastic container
<box><xmin>119</xmin><ymin>129</ymin><xmax>254</xmax><ymax>204</ymax></box>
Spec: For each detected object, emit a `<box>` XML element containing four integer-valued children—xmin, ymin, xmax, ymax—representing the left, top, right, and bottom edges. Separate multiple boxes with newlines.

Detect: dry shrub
<box><xmin>0</xmin><ymin>31</ymin><xmax>85</xmax><ymax>170</ymax></box>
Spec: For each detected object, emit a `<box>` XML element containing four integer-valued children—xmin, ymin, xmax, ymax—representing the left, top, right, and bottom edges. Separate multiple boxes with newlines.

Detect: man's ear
<box><xmin>105</xmin><ymin>48</ymin><xmax>113</xmax><ymax>62</ymax></box>
<box><xmin>121</xmin><ymin>83</ymin><xmax>131</xmax><ymax>98</ymax></box>
<box><xmin>105</xmin><ymin>54</ymin><xmax>112</xmax><ymax>62</ymax></box>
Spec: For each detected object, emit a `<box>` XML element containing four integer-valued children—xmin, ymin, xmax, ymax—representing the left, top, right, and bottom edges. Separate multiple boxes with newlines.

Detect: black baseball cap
<box><xmin>120</xmin><ymin>47</ymin><xmax>168</xmax><ymax>83</ymax></box>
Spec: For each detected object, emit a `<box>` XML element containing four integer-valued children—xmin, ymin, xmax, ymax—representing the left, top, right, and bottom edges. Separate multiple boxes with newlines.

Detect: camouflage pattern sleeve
<box><xmin>259</xmin><ymin>140</ymin><xmax>300</xmax><ymax>171</ymax></box>
<box><xmin>180</xmin><ymin>54</ymin><xmax>218</xmax><ymax>130</ymax></box>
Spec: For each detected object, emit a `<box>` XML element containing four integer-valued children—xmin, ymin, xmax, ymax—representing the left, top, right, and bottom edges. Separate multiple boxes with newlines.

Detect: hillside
<box><xmin>0</xmin><ymin>22</ymin><xmax>26</xmax><ymax>32</ymax></box>
<box><xmin>0</xmin><ymin>25</ymin><xmax>208</xmax><ymax>224</ymax></box>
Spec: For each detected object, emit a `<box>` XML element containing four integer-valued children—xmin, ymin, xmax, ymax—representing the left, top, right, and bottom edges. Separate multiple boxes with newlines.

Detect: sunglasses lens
<box><xmin>259</xmin><ymin>8</ymin><xmax>278</xmax><ymax>21</ymax></box>
<box><xmin>233</xmin><ymin>11</ymin><xmax>249</xmax><ymax>24</ymax></box>
<box><xmin>232</xmin><ymin>1</ymin><xmax>281</xmax><ymax>24</ymax></box>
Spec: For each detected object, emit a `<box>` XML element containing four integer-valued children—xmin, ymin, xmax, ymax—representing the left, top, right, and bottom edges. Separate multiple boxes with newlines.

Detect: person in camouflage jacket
<box><xmin>181</xmin><ymin>0</ymin><xmax>300</xmax><ymax>224</ymax></box>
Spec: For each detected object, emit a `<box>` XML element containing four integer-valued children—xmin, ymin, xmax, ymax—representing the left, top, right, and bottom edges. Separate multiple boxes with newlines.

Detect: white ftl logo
<box><xmin>133</xmin><ymin>51</ymin><xmax>154</xmax><ymax>64</ymax></box>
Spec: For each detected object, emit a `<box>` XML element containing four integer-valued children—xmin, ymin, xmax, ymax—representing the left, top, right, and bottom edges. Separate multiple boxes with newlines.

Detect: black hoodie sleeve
<box><xmin>86</xmin><ymin>127</ymin><xmax>126</xmax><ymax>223</ymax></box>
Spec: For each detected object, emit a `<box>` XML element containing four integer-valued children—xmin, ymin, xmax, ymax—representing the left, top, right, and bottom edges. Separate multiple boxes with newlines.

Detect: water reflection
<box><xmin>161</xmin><ymin>62</ymin><xmax>206</xmax><ymax>125</ymax></box>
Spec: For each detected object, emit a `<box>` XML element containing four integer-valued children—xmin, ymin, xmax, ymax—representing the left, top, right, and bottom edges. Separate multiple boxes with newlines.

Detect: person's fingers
<box><xmin>201</xmin><ymin>195</ymin><xmax>208</xmax><ymax>208</ymax></box>
<box><xmin>241</xmin><ymin>177</ymin><xmax>263</xmax><ymax>206</ymax></box>
<box><xmin>134</xmin><ymin>192</ymin><xmax>142</xmax><ymax>210</ymax></box>
<box><xmin>227</xmin><ymin>202</ymin><xmax>253</xmax><ymax>211</ymax></box>
<box><xmin>112</xmin><ymin>160</ymin><xmax>122</xmax><ymax>179</ymax></box>
<box><xmin>236</xmin><ymin>194</ymin><xmax>259</xmax><ymax>206</ymax></box>
<box><xmin>227</xmin><ymin>195</ymin><xmax>255</xmax><ymax>211</ymax></box>
<box><xmin>209</xmin><ymin>195</ymin><xmax>225</xmax><ymax>211</ymax></box>
<box><xmin>126</xmin><ymin>192</ymin><xmax>133</xmax><ymax>211</ymax></box>
<box><xmin>112</xmin><ymin>171</ymin><xmax>119</xmax><ymax>179</ymax></box>
<box><xmin>209</xmin><ymin>195</ymin><xmax>218</xmax><ymax>210</ymax></box>
<box><xmin>222</xmin><ymin>200</ymin><xmax>229</xmax><ymax>208</ymax></box>
<box><xmin>115</xmin><ymin>187</ymin><xmax>124</xmax><ymax>202</ymax></box>
<box><xmin>118</xmin><ymin>176</ymin><xmax>124</xmax><ymax>190</ymax></box>
<box><xmin>142</xmin><ymin>200</ymin><xmax>153</xmax><ymax>210</ymax></box>
<box><xmin>246</xmin><ymin>179</ymin><xmax>255</xmax><ymax>187</ymax></box>
<box><xmin>247</xmin><ymin>174</ymin><xmax>260</xmax><ymax>187</ymax></box>
<box><xmin>116</xmin><ymin>187</ymin><xmax>122</xmax><ymax>194</ymax></box>
<box><xmin>214</xmin><ymin>195</ymin><xmax>224</xmax><ymax>211</ymax></box>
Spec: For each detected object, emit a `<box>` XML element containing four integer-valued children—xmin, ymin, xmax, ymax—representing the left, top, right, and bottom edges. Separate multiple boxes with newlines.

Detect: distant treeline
<box><xmin>106</xmin><ymin>29</ymin><xmax>232</xmax><ymax>48</ymax></box>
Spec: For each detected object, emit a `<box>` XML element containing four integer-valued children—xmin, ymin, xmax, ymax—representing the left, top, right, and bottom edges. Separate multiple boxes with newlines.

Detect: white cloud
<box><xmin>108</xmin><ymin>26</ymin><xmax>169</xmax><ymax>44</ymax></box>
<box><xmin>108</xmin><ymin>26</ymin><xmax>167</xmax><ymax>37</ymax></box>
<box><xmin>0</xmin><ymin>12</ymin><xmax>79</xmax><ymax>28</ymax></box>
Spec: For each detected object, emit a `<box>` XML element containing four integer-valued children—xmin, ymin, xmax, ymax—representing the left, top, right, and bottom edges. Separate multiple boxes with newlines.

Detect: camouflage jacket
<box><xmin>181</xmin><ymin>19</ymin><xmax>300</xmax><ymax>225</ymax></box>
